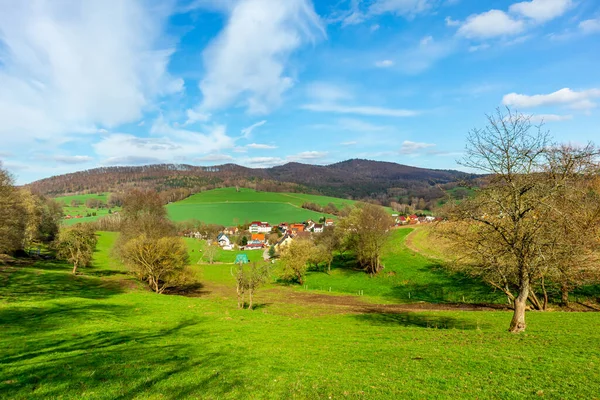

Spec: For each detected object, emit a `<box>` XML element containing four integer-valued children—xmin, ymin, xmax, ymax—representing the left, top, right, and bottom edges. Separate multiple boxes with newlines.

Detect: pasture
<box><xmin>1</xmin><ymin>230</ymin><xmax>599</xmax><ymax>399</ymax></box>
<box><xmin>53</xmin><ymin>193</ymin><xmax>119</xmax><ymax>226</ymax></box>
<box><xmin>166</xmin><ymin>187</ymin><xmax>352</xmax><ymax>225</ymax></box>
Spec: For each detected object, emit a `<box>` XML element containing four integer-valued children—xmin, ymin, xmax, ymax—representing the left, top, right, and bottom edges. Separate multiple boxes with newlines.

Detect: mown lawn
<box><xmin>1</xmin><ymin>231</ymin><xmax>599</xmax><ymax>399</ymax></box>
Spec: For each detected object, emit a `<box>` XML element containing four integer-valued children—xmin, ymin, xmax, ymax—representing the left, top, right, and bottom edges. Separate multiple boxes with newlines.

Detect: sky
<box><xmin>0</xmin><ymin>0</ymin><xmax>599</xmax><ymax>184</ymax></box>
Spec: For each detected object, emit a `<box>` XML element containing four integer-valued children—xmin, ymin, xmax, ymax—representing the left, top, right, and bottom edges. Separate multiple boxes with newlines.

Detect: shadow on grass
<box><xmin>355</xmin><ymin>310</ymin><xmax>485</xmax><ymax>330</ymax></box>
<box><xmin>0</xmin><ymin>264</ymin><xmax>123</xmax><ymax>302</ymax></box>
<box><xmin>0</xmin><ymin>312</ymin><xmax>244</xmax><ymax>399</ymax></box>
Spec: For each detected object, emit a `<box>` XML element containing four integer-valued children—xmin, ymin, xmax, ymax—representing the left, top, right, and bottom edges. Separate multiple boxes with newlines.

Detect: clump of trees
<box><xmin>232</xmin><ymin>262</ymin><xmax>270</xmax><ymax>309</ymax></box>
<box><xmin>0</xmin><ymin>164</ymin><xmax>63</xmax><ymax>255</ymax></box>
<box><xmin>54</xmin><ymin>224</ymin><xmax>97</xmax><ymax>274</ymax></box>
<box><xmin>439</xmin><ymin>108</ymin><xmax>600</xmax><ymax>333</ymax></box>
<box><xmin>336</xmin><ymin>203</ymin><xmax>394</xmax><ymax>275</ymax></box>
<box><xmin>117</xmin><ymin>189</ymin><xmax>193</xmax><ymax>294</ymax></box>
<box><xmin>279</xmin><ymin>239</ymin><xmax>316</xmax><ymax>284</ymax></box>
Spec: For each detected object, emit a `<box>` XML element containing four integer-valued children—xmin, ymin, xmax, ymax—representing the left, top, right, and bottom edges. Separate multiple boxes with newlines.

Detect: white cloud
<box><xmin>195</xmin><ymin>154</ymin><xmax>235</xmax><ymax>162</ymax></box>
<box><xmin>375</xmin><ymin>59</ymin><xmax>395</xmax><ymax>68</ymax></box>
<box><xmin>341</xmin><ymin>141</ymin><xmax>357</xmax><ymax>146</ymax></box>
<box><xmin>302</xmin><ymin>103</ymin><xmax>419</xmax><ymax>117</ymax></box>
<box><xmin>579</xmin><ymin>18</ymin><xmax>600</xmax><ymax>34</ymax></box>
<box><xmin>502</xmin><ymin>88</ymin><xmax>600</xmax><ymax>110</ymax></box>
<box><xmin>509</xmin><ymin>0</ymin><xmax>572</xmax><ymax>22</ymax></box>
<box><xmin>370</xmin><ymin>24</ymin><xmax>381</xmax><ymax>32</ymax></box>
<box><xmin>288</xmin><ymin>151</ymin><xmax>328</xmax><ymax>161</ymax></box>
<box><xmin>53</xmin><ymin>155</ymin><xmax>94</xmax><ymax>164</ymax></box>
<box><xmin>185</xmin><ymin>109</ymin><xmax>211</xmax><ymax>125</ymax></box>
<box><xmin>241</xmin><ymin>120</ymin><xmax>267</xmax><ymax>138</ymax></box>
<box><xmin>94</xmin><ymin>118</ymin><xmax>235</xmax><ymax>165</ymax></box>
<box><xmin>199</xmin><ymin>0</ymin><xmax>324</xmax><ymax>114</ymax></box>
<box><xmin>0</xmin><ymin>0</ymin><xmax>181</xmax><ymax>145</ymax></box>
<box><xmin>400</xmin><ymin>140</ymin><xmax>436</xmax><ymax>154</ymax></box>
<box><xmin>445</xmin><ymin>16</ymin><xmax>460</xmax><ymax>27</ymax></box>
<box><xmin>458</xmin><ymin>10</ymin><xmax>525</xmax><ymax>39</ymax></box>
<box><xmin>528</xmin><ymin>114</ymin><xmax>573</xmax><ymax>122</ymax></box>
<box><xmin>247</xmin><ymin>143</ymin><xmax>277</xmax><ymax>149</ymax></box>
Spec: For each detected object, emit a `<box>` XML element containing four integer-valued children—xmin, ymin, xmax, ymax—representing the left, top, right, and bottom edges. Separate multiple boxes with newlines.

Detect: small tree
<box><xmin>54</xmin><ymin>224</ymin><xmax>97</xmax><ymax>274</ymax></box>
<box><xmin>121</xmin><ymin>235</ymin><xmax>190</xmax><ymax>294</ymax></box>
<box><xmin>268</xmin><ymin>245</ymin><xmax>276</xmax><ymax>259</ymax></box>
<box><xmin>232</xmin><ymin>262</ymin><xmax>270</xmax><ymax>309</ymax></box>
<box><xmin>203</xmin><ymin>240</ymin><xmax>218</xmax><ymax>264</ymax></box>
<box><xmin>279</xmin><ymin>239</ymin><xmax>315</xmax><ymax>284</ymax></box>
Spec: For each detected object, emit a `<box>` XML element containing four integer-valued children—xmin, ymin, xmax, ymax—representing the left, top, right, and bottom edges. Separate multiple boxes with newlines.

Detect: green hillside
<box><xmin>54</xmin><ymin>193</ymin><xmax>118</xmax><ymax>226</ymax></box>
<box><xmin>2</xmin><ymin>230</ymin><xmax>599</xmax><ymax>399</ymax></box>
<box><xmin>166</xmin><ymin>187</ymin><xmax>353</xmax><ymax>226</ymax></box>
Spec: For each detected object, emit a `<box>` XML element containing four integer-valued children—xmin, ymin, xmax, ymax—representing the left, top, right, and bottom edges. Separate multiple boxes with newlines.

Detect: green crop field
<box><xmin>166</xmin><ymin>187</ymin><xmax>355</xmax><ymax>226</ymax></box>
<box><xmin>53</xmin><ymin>193</ymin><xmax>120</xmax><ymax>226</ymax></box>
<box><xmin>1</xmin><ymin>229</ymin><xmax>599</xmax><ymax>399</ymax></box>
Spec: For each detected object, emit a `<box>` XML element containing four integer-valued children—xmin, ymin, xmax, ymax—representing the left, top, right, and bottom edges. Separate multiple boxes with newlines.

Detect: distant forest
<box><xmin>25</xmin><ymin>159</ymin><xmax>476</xmax><ymax>210</ymax></box>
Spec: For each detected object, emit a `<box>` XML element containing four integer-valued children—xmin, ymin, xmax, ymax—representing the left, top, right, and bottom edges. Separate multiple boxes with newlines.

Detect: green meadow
<box><xmin>166</xmin><ymin>187</ymin><xmax>354</xmax><ymax>226</ymax></box>
<box><xmin>2</xmin><ymin>229</ymin><xmax>599</xmax><ymax>399</ymax></box>
<box><xmin>53</xmin><ymin>193</ymin><xmax>119</xmax><ymax>226</ymax></box>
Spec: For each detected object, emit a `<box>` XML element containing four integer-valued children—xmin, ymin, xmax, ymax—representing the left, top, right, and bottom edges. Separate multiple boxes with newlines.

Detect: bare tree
<box><xmin>203</xmin><ymin>240</ymin><xmax>218</xmax><ymax>264</ymax></box>
<box><xmin>337</xmin><ymin>203</ymin><xmax>394</xmax><ymax>275</ymax></box>
<box><xmin>54</xmin><ymin>224</ymin><xmax>97</xmax><ymax>274</ymax></box>
<box><xmin>232</xmin><ymin>262</ymin><xmax>270</xmax><ymax>309</ymax></box>
<box><xmin>441</xmin><ymin>108</ymin><xmax>600</xmax><ymax>332</ymax></box>
<box><xmin>121</xmin><ymin>235</ymin><xmax>190</xmax><ymax>294</ymax></box>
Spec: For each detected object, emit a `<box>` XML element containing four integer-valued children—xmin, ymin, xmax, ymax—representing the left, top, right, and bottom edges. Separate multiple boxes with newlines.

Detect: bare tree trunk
<box><xmin>236</xmin><ymin>283</ymin><xmax>243</xmax><ymax>309</ymax></box>
<box><xmin>509</xmin><ymin>273</ymin><xmax>529</xmax><ymax>333</ymax></box>
<box><xmin>72</xmin><ymin>262</ymin><xmax>78</xmax><ymax>275</ymax></box>
<box><xmin>248</xmin><ymin>288</ymin><xmax>253</xmax><ymax>310</ymax></box>
<box><xmin>561</xmin><ymin>284</ymin><xmax>570</xmax><ymax>307</ymax></box>
<box><xmin>528</xmin><ymin>291</ymin><xmax>543</xmax><ymax>311</ymax></box>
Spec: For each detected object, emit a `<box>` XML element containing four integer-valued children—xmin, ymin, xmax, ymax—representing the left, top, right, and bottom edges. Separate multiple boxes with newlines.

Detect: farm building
<box><xmin>249</xmin><ymin>221</ymin><xmax>272</xmax><ymax>233</ymax></box>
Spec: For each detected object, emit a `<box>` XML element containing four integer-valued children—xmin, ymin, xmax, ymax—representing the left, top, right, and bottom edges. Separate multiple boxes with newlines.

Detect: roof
<box><xmin>251</xmin><ymin>233</ymin><xmax>265</xmax><ymax>241</ymax></box>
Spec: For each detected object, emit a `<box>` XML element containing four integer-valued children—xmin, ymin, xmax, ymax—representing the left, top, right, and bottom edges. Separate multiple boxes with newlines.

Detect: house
<box><xmin>249</xmin><ymin>221</ymin><xmax>272</xmax><ymax>233</ymax></box>
<box><xmin>425</xmin><ymin>216</ymin><xmax>436</xmax><ymax>223</ymax></box>
<box><xmin>244</xmin><ymin>243</ymin><xmax>264</xmax><ymax>250</ymax></box>
<box><xmin>275</xmin><ymin>233</ymin><xmax>293</xmax><ymax>251</ymax></box>
<box><xmin>250</xmin><ymin>233</ymin><xmax>265</xmax><ymax>244</ymax></box>
<box><xmin>278</xmin><ymin>223</ymin><xmax>289</xmax><ymax>233</ymax></box>
<box><xmin>217</xmin><ymin>233</ymin><xmax>231</xmax><ymax>248</ymax></box>
<box><xmin>397</xmin><ymin>216</ymin><xmax>408</xmax><ymax>225</ymax></box>
<box><xmin>313</xmin><ymin>223</ymin><xmax>324</xmax><ymax>233</ymax></box>
<box><xmin>290</xmin><ymin>223</ymin><xmax>305</xmax><ymax>233</ymax></box>
<box><xmin>325</xmin><ymin>218</ymin><xmax>334</xmax><ymax>227</ymax></box>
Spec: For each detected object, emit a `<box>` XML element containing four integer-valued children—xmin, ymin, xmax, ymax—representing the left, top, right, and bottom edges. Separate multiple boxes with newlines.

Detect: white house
<box><xmin>217</xmin><ymin>233</ymin><xmax>231</xmax><ymax>248</ymax></box>
<box><xmin>313</xmin><ymin>224</ymin><xmax>324</xmax><ymax>233</ymax></box>
<box><xmin>249</xmin><ymin>221</ymin><xmax>272</xmax><ymax>233</ymax></box>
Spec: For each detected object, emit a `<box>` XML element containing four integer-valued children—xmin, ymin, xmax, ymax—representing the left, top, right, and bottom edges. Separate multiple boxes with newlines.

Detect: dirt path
<box><xmin>194</xmin><ymin>280</ymin><xmax>509</xmax><ymax>313</ymax></box>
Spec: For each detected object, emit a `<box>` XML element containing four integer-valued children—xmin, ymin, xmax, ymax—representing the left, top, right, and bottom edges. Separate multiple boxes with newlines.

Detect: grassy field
<box><xmin>53</xmin><ymin>193</ymin><xmax>119</xmax><ymax>226</ymax></box>
<box><xmin>166</xmin><ymin>187</ymin><xmax>353</xmax><ymax>226</ymax></box>
<box><xmin>2</xmin><ymin>230</ymin><xmax>600</xmax><ymax>399</ymax></box>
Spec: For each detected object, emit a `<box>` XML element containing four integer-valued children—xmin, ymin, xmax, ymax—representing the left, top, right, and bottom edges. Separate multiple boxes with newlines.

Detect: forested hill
<box><xmin>25</xmin><ymin>159</ymin><xmax>473</xmax><ymax>204</ymax></box>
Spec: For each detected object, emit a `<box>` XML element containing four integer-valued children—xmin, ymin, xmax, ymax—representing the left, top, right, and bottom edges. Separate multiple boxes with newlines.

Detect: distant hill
<box><xmin>25</xmin><ymin>159</ymin><xmax>474</xmax><ymax>204</ymax></box>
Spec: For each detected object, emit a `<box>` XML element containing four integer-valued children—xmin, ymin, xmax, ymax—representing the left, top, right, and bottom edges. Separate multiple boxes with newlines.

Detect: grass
<box><xmin>53</xmin><ymin>193</ymin><xmax>120</xmax><ymax>226</ymax></box>
<box><xmin>303</xmin><ymin>229</ymin><xmax>505</xmax><ymax>304</ymax></box>
<box><xmin>1</xmin><ymin>230</ymin><xmax>600</xmax><ymax>399</ymax></box>
<box><xmin>167</xmin><ymin>187</ymin><xmax>347</xmax><ymax>226</ymax></box>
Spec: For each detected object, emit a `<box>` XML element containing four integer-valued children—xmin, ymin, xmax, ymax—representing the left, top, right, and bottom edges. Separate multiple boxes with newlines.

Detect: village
<box><xmin>194</xmin><ymin>213</ymin><xmax>438</xmax><ymax>253</ymax></box>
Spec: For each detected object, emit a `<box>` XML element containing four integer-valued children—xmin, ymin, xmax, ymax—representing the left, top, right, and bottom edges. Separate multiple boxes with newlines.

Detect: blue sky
<box><xmin>1</xmin><ymin>0</ymin><xmax>599</xmax><ymax>184</ymax></box>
